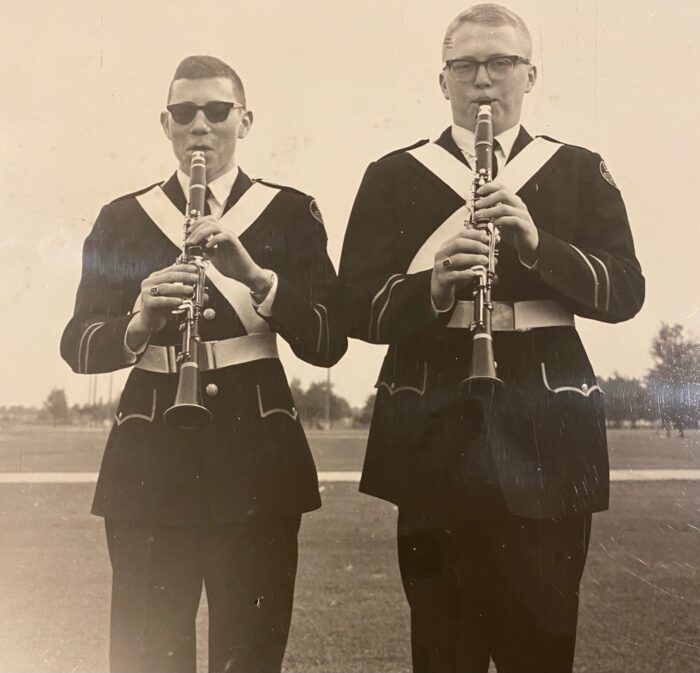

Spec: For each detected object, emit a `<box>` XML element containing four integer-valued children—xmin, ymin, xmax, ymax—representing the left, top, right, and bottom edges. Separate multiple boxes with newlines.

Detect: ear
<box><xmin>525</xmin><ymin>64</ymin><xmax>537</xmax><ymax>94</ymax></box>
<box><xmin>160</xmin><ymin>111</ymin><xmax>172</xmax><ymax>140</ymax></box>
<box><xmin>238</xmin><ymin>109</ymin><xmax>254</xmax><ymax>139</ymax></box>
<box><xmin>439</xmin><ymin>71</ymin><xmax>450</xmax><ymax>101</ymax></box>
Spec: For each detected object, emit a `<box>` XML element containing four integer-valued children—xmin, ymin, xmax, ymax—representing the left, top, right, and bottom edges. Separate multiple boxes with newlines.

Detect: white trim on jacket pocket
<box><xmin>256</xmin><ymin>385</ymin><xmax>299</xmax><ymax>420</ymax></box>
<box><xmin>114</xmin><ymin>390</ymin><xmax>158</xmax><ymax>425</ymax></box>
<box><xmin>540</xmin><ymin>363</ymin><xmax>603</xmax><ymax>397</ymax></box>
<box><xmin>377</xmin><ymin>361</ymin><xmax>428</xmax><ymax>396</ymax></box>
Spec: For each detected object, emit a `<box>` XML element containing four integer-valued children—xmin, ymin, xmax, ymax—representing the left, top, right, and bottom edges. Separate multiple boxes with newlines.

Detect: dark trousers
<box><xmin>105</xmin><ymin>515</ymin><xmax>301</xmax><ymax>673</ymax></box>
<box><xmin>397</xmin><ymin>510</ymin><xmax>592</xmax><ymax>673</ymax></box>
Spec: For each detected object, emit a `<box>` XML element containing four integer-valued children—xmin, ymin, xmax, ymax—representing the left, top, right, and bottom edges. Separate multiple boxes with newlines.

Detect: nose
<box><xmin>190</xmin><ymin>110</ymin><xmax>212</xmax><ymax>134</ymax></box>
<box><xmin>474</xmin><ymin>63</ymin><xmax>492</xmax><ymax>87</ymax></box>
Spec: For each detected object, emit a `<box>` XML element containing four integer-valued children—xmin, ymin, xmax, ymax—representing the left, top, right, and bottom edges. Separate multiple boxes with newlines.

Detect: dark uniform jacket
<box><xmin>61</xmin><ymin>170</ymin><xmax>346</xmax><ymax>524</ymax></box>
<box><xmin>339</xmin><ymin>126</ymin><xmax>644</xmax><ymax>520</ymax></box>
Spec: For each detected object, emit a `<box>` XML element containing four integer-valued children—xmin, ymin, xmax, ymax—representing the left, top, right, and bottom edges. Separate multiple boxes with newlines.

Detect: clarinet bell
<box><xmin>460</xmin><ymin>332</ymin><xmax>503</xmax><ymax>398</ymax></box>
<box><xmin>163</xmin><ymin>362</ymin><xmax>213</xmax><ymax>431</ymax></box>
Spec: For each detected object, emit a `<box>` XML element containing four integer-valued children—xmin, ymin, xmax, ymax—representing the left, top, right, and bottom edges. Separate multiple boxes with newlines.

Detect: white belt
<box><xmin>135</xmin><ymin>333</ymin><xmax>279</xmax><ymax>374</ymax></box>
<box><xmin>447</xmin><ymin>300</ymin><xmax>574</xmax><ymax>331</ymax></box>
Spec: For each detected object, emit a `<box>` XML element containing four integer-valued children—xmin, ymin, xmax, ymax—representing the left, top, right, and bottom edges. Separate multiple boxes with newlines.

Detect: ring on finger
<box><xmin>150</xmin><ymin>286</ymin><xmax>160</xmax><ymax>296</ymax></box>
<box><xmin>443</xmin><ymin>257</ymin><xmax>452</xmax><ymax>269</ymax></box>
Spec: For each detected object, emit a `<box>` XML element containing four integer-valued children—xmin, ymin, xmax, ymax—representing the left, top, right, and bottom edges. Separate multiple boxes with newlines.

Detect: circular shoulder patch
<box><xmin>309</xmin><ymin>199</ymin><xmax>324</xmax><ymax>224</ymax></box>
<box><xmin>599</xmin><ymin>160</ymin><xmax>618</xmax><ymax>189</ymax></box>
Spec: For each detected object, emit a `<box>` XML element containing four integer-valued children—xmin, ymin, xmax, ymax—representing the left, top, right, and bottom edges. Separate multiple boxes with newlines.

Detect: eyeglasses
<box><xmin>444</xmin><ymin>55</ymin><xmax>530</xmax><ymax>82</ymax></box>
<box><xmin>166</xmin><ymin>101</ymin><xmax>245</xmax><ymax>125</ymax></box>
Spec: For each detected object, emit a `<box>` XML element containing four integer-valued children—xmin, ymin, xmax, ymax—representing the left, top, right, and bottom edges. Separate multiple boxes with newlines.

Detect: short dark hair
<box><xmin>168</xmin><ymin>55</ymin><xmax>247</xmax><ymax>105</ymax></box>
<box><xmin>443</xmin><ymin>4</ymin><xmax>532</xmax><ymax>60</ymax></box>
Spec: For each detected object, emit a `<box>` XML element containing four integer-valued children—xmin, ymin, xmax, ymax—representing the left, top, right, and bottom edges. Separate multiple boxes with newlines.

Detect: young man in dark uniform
<box><xmin>61</xmin><ymin>55</ymin><xmax>346</xmax><ymax>673</ymax></box>
<box><xmin>339</xmin><ymin>5</ymin><xmax>644</xmax><ymax>672</ymax></box>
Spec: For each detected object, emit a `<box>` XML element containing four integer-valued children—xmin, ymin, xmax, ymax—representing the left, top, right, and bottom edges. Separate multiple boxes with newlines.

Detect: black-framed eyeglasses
<box><xmin>444</xmin><ymin>55</ymin><xmax>530</xmax><ymax>82</ymax></box>
<box><xmin>166</xmin><ymin>101</ymin><xmax>245</xmax><ymax>125</ymax></box>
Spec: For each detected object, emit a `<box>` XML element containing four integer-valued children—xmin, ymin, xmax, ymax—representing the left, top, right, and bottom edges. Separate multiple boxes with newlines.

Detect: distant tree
<box><xmin>646</xmin><ymin>323</ymin><xmax>700</xmax><ymax>437</ymax></box>
<box><xmin>355</xmin><ymin>393</ymin><xmax>377</xmax><ymax>427</ymax></box>
<box><xmin>43</xmin><ymin>388</ymin><xmax>70</xmax><ymax>425</ymax></box>
<box><xmin>601</xmin><ymin>374</ymin><xmax>648</xmax><ymax>428</ymax></box>
<box><xmin>294</xmin><ymin>380</ymin><xmax>353</xmax><ymax>428</ymax></box>
<box><xmin>289</xmin><ymin>378</ymin><xmax>305</xmax><ymax>407</ymax></box>
<box><xmin>300</xmin><ymin>381</ymin><xmax>328</xmax><ymax>427</ymax></box>
<box><xmin>331</xmin><ymin>393</ymin><xmax>352</xmax><ymax>421</ymax></box>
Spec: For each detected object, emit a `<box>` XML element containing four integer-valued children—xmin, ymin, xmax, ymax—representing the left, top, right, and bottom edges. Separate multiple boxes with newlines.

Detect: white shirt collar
<box><xmin>176</xmin><ymin>164</ymin><xmax>239</xmax><ymax>210</ymax></box>
<box><xmin>450</xmin><ymin>122</ymin><xmax>522</xmax><ymax>163</ymax></box>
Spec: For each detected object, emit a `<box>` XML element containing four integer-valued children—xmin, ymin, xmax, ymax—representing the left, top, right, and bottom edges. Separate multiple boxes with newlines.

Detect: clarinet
<box><xmin>163</xmin><ymin>151</ymin><xmax>215</xmax><ymax>429</ymax></box>
<box><xmin>461</xmin><ymin>103</ymin><xmax>504</xmax><ymax>394</ymax></box>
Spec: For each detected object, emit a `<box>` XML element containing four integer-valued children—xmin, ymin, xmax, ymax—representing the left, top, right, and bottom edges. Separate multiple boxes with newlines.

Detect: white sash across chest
<box><xmin>135</xmin><ymin>181</ymin><xmax>280</xmax><ymax>333</ymax></box>
<box><xmin>406</xmin><ymin>137</ymin><xmax>563</xmax><ymax>273</ymax></box>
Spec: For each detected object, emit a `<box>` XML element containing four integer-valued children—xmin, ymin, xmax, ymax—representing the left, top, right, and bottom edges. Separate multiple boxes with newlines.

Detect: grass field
<box><xmin>0</xmin><ymin>427</ymin><xmax>698</xmax><ymax>672</ymax></box>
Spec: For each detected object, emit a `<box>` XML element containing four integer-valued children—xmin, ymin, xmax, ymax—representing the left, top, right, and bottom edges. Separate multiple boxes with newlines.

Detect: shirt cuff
<box><xmin>123</xmin><ymin>314</ymin><xmax>149</xmax><ymax>362</ymax></box>
<box><xmin>430</xmin><ymin>288</ymin><xmax>456</xmax><ymax>317</ymax></box>
<box><xmin>251</xmin><ymin>271</ymin><xmax>278</xmax><ymax>317</ymax></box>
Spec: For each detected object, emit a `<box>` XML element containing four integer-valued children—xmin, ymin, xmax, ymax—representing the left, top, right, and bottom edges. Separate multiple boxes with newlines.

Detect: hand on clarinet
<box><xmin>186</xmin><ymin>216</ymin><xmax>271</xmax><ymax>293</ymax></box>
<box><xmin>431</xmin><ymin>229</ymin><xmax>493</xmax><ymax>311</ymax></box>
<box><xmin>126</xmin><ymin>263</ymin><xmax>200</xmax><ymax>349</ymax></box>
<box><xmin>474</xmin><ymin>181</ymin><xmax>539</xmax><ymax>266</ymax></box>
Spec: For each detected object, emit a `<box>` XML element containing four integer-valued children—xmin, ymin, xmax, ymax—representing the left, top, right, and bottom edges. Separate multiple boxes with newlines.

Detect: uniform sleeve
<box><xmin>339</xmin><ymin>161</ymin><xmax>448</xmax><ymax>345</ymax></box>
<box><xmin>60</xmin><ymin>206</ymin><xmax>142</xmax><ymax>374</ymax></box>
<box><xmin>261</xmin><ymin>196</ymin><xmax>347</xmax><ymax>367</ymax></box>
<box><xmin>535</xmin><ymin>152</ymin><xmax>645</xmax><ymax>323</ymax></box>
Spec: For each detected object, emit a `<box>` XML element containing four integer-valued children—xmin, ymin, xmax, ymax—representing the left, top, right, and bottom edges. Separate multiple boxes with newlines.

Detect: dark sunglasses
<box><xmin>166</xmin><ymin>101</ymin><xmax>245</xmax><ymax>125</ymax></box>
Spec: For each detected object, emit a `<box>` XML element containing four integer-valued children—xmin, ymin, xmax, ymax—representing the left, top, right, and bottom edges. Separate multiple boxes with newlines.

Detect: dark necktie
<box><xmin>492</xmin><ymin>140</ymin><xmax>500</xmax><ymax>179</ymax></box>
<box><xmin>204</xmin><ymin>187</ymin><xmax>213</xmax><ymax>216</ymax></box>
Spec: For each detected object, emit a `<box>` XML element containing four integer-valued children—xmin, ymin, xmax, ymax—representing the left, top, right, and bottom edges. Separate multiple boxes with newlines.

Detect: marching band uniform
<box><xmin>339</xmin><ymin>125</ymin><xmax>644</xmax><ymax>671</ymax></box>
<box><xmin>61</xmin><ymin>168</ymin><xmax>346</xmax><ymax>672</ymax></box>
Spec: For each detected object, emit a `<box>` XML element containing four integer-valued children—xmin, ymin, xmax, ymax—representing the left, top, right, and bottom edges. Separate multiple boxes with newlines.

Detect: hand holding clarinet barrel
<box><xmin>124</xmin><ymin>157</ymin><xmax>206</xmax><ymax>358</ymax></box>
<box><xmin>430</xmin><ymin>106</ymin><xmax>493</xmax><ymax>313</ymax></box>
<box><xmin>125</xmin><ymin>263</ymin><xmax>200</xmax><ymax>345</ymax></box>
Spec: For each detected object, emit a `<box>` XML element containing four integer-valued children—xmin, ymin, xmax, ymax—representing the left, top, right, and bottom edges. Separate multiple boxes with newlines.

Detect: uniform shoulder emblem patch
<box><xmin>599</xmin><ymin>160</ymin><xmax>618</xmax><ymax>189</ymax></box>
<box><xmin>310</xmin><ymin>199</ymin><xmax>324</xmax><ymax>224</ymax></box>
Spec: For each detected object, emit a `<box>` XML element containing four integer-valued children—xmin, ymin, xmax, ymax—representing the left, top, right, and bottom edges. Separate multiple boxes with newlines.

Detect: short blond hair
<box><xmin>442</xmin><ymin>4</ymin><xmax>532</xmax><ymax>61</ymax></box>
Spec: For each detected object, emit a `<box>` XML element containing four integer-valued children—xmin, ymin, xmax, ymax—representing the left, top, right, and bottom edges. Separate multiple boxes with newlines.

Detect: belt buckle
<box><xmin>505</xmin><ymin>302</ymin><xmax>516</xmax><ymax>330</ymax></box>
<box><xmin>166</xmin><ymin>346</ymin><xmax>178</xmax><ymax>374</ymax></box>
<box><xmin>492</xmin><ymin>302</ymin><xmax>515</xmax><ymax>331</ymax></box>
<box><xmin>201</xmin><ymin>341</ymin><xmax>216</xmax><ymax>371</ymax></box>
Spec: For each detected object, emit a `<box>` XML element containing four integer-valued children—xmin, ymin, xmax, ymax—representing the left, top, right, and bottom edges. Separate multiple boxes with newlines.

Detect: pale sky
<box><xmin>1</xmin><ymin>0</ymin><xmax>699</xmax><ymax>409</ymax></box>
